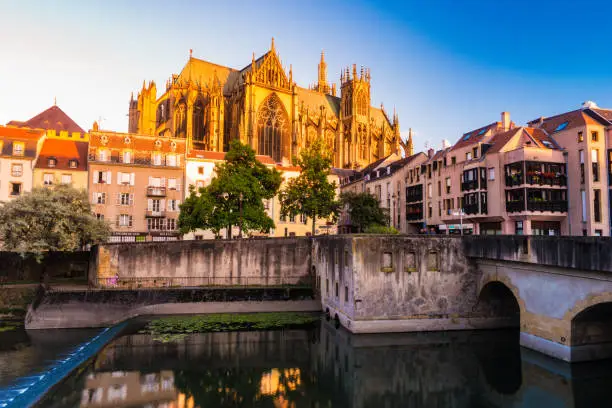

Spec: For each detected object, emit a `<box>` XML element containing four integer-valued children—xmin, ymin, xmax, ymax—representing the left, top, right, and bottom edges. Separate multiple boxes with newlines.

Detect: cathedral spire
<box><xmin>317</xmin><ymin>50</ymin><xmax>328</xmax><ymax>93</ymax></box>
<box><xmin>271</xmin><ymin>37</ymin><xmax>275</xmax><ymax>53</ymax></box>
<box><xmin>407</xmin><ymin>128</ymin><xmax>414</xmax><ymax>156</ymax></box>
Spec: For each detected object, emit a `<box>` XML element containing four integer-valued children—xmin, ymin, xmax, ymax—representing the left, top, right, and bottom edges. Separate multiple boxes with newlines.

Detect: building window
<box><xmin>581</xmin><ymin>190</ymin><xmax>587</xmax><ymax>222</ymax></box>
<box><xmin>195</xmin><ymin>235</ymin><xmax>203</xmax><ymax>240</ymax></box>
<box><xmin>280</xmin><ymin>213</ymin><xmax>286</xmax><ymax>222</ymax></box>
<box><xmin>595</xmin><ymin>229</ymin><xmax>603</xmax><ymax>236</ymax></box>
<box><xmin>257</xmin><ymin>93</ymin><xmax>289</xmax><ymax>162</ymax></box>
<box><xmin>167</xmin><ymin>199</ymin><xmax>180</xmax><ymax>211</ymax></box>
<box><xmin>166</xmin><ymin>154</ymin><xmax>177</xmax><ymax>167</ymax></box>
<box><xmin>98</xmin><ymin>149</ymin><xmax>109</xmax><ymax>162</ymax></box>
<box><xmin>69</xmin><ymin>159</ymin><xmax>78</xmax><ymax>168</ymax></box>
<box><xmin>466</xmin><ymin>152</ymin><xmax>472</xmax><ymax>161</ymax></box>
<box><xmin>167</xmin><ymin>218</ymin><xmax>177</xmax><ymax>230</ymax></box>
<box><xmin>451</xmin><ymin>156</ymin><xmax>456</xmax><ymax>165</ymax></box>
<box><xmin>300</xmin><ymin>213</ymin><xmax>307</xmax><ymax>224</ymax></box>
<box><xmin>61</xmin><ymin>174</ymin><xmax>72</xmax><ymax>185</ymax></box>
<box><xmin>95</xmin><ymin>213</ymin><xmax>104</xmax><ymax>221</ymax></box>
<box><xmin>9</xmin><ymin>182</ymin><xmax>21</xmax><ymax>196</ymax></box>
<box><xmin>122</xmin><ymin>151</ymin><xmax>132</xmax><ymax>164</ymax></box>
<box><xmin>335</xmin><ymin>282</ymin><xmax>339</xmax><ymax>298</ymax></box>
<box><xmin>488</xmin><ymin>168</ymin><xmax>495</xmax><ymax>181</ymax></box>
<box><xmin>515</xmin><ymin>221</ymin><xmax>523</xmax><ymax>235</ymax></box>
<box><xmin>592</xmin><ymin>149</ymin><xmax>599</xmax><ymax>182</ymax></box>
<box><xmin>119</xmin><ymin>193</ymin><xmax>132</xmax><ymax>206</ymax></box>
<box><xmin>473</xmin><ymin>147</ymin><xmax>478</xmax><ymax>158</ymax></box>
<box><xmin>198</xmin><ymin>166</ymin><xmax>204</xmax><ymax>175</ymax></box>
<box><xmin>94</xmin><ymin>192</ymin><xmax>106</xmax><ymax>204</ymax></box>
<box><xmin>168</xmin><ymin>178</ymin><xmax>178</xmax><ymax>190</ymax></box>
<box><xmin>152</xmin><ymin>152</ymin><xmax>162</xmax><ymax>166</ymax></box>
<box><xmin>445</xmin><ymin>177</ymin><xmax>451</xmax><ymax>194</ymax></box>
<box><xmin>43</xmin><ymin>173</ymin><xmax>54</xmax><ymax>185</ymax></box>
<box><xmin>47</xmin><ymin>158</ymin><xmax>57</xmax><ymax>167</ymax></box>
<box><xmin>118</xmin><ymin>214</ymin><xmax>133</xmax><ymax>227</ymax></box>
<box><xmin>12</xmin><ymin>142</ymin><xmax>24</xmax><ymax>156</ymax></box>
<box><xmin>592</xmin><ymin>131</ymin><xmax>599</xmax><ymax>142</ymax></box>
<box><xmin>289</xmin><ymin>213</ymin><xmax>296</xmax><ymax>223</ymax></box>
<box><xmin>579</xmin><ymin>150</ymin><xmax>585</xmax><ymax>184</ymax></box>
<box><xmin>148</xmin><ymin>199</ymin><xmax>161</xmax><ymax>212</ymax></box>
<box><xmin>578</xmin><ymin>131</ymin><xmax>584</xmax><ymax>142</ymax></box>
<box><xmin>344</xmin><ymin>286</ymin><xmax>349</xmax><ymax>302</ymax></box>
<box><xmin>428</xmin><ymin>203</ymin><xmax>432</xmax><ymax>218</ymax></box>
<box><xmin>427</xmin><ymin>183</ymin><xmax>432</xmax><ymax>198</ymax></box>
<box><xmin>11</xmin><ymin>163</ymin><xmax>23</xmax><ymax>177</ymax></box>
<box><xmin>594</xmin><ymin>189</ymin><xmax>601</xmax><ymax>223</ymax></box>
<box><xmin>437</xmin><ymin>181</ymin><xmax>441</xmax><ymax>196</ymax></box>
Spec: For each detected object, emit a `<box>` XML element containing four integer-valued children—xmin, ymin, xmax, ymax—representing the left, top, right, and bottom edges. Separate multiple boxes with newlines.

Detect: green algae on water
<box><xmin>142</xmin><ymin>312</ymin><xmax>319</xmax><ymax>339</ymax></box>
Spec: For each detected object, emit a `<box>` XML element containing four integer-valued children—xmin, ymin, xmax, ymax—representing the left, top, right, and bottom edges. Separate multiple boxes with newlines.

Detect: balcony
<box><xmin>145</xmin><ymin>210</ymin><xmax>166</xmax><ymax>218</ymax></box>
<box><xmin>463</xmin><ymin>203</ymin><xmax>479</xmax><ymax>215</ymax></box>
<box><xmin>525</xmin><ymin>173</ymin><xmax>567</xmax><ymax>187</ymax></box>
<box><xmin>506</xmin><ymin>201</ymin><xmax>525</xmax><ymax>213</ymax></box>
<box><xmin>526</xmin><ymin>200</ymin><xmax>567</xmax><ymax>212</ymax></box>
<box><xmin>505</xmin><ymin>174</ymin><xmax>524</xmax><ymax>187</ymax></box>
<box><xmin>406</xmin><ymin>203</ymin><xmax>423</xmax><ymax>221</ymax></box>
<box><xmin>147</xmin><ymin>186</ymin><xmax>166</xmax><ymax>197</ymax></box>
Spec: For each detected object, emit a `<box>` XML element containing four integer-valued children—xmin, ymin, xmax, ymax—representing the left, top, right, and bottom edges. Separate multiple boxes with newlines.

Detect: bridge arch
<box><xmin>475</xmin><ymin>279</ymin><xmax>522</xmax><ymax>328</ymax></box>
<box><xmin>570</xmin><ymin>297</ymin><xmax>612</xmax><ymax>348</ymax></box>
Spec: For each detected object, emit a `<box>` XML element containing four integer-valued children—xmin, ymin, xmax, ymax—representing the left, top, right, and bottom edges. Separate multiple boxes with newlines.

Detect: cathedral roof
<box><xmin>296</xmin><ymin>87</ymin><xmax>340</xmax><ymax>116</ymax></box>
<box><xmin>370</xmin><ymin>107</ymin><xmax>393</xmax><ymax>128</ymax></box>
<box><xmin>177</xmin><ymin>57</ymin><xmax>241</xmax><ymax>94</ymax></box>
<box><xmin>7</xmin><ymin>105</ymin><xmax>85</xmax><ymax>134</ymax></box>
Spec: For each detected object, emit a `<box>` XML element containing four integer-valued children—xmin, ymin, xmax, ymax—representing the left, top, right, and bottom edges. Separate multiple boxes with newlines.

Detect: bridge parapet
<box><xmin>463</xmin><ymin>235</ymin><xmax>612</xmax><ymax>273</ymax></box>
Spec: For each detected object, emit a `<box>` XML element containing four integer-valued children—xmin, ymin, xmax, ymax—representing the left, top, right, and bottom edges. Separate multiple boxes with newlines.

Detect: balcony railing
<box><xmin>526</xmin><ymin>200</ymin><xmax>567</xmax><ymax>212</ymax></box>
<box><xmin>506</xmin><ymin>201</ymin><xmax>525</xmax><ymax>213</ymax></box>
<box><xmin>145</xmin><ymin>210</ymin><xmax>166</xmax><ymax>218</ymax></box>
<box><xmin>505</xmin><ymin>174</ymin><xmax>524</xmax><ymax>187</ymax></box>
<box><xmin>463</xmin><ymin>203</ymin><xmax>479</xmax><ymax>215</ymax></box>
<box><xmin>525</xmin><ymin>174</ymin><xmax>567</xmax><ymax>186</ymax></box>
<box><xmin>406</xmin><ymin>203</ymin><xmax>423</xmax><ymax>221</ymax></box>
<box><xmin>147</xmin><ymin>186</ymin><xmax>167</xmax><ymax>197</ymax></box>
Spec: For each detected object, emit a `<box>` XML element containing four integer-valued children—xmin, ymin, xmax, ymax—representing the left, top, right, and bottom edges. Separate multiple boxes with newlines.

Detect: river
<box><xmin>17</xmin><ymin>319</ymin><xmax>610</xmax><ymax>408</ymax></box>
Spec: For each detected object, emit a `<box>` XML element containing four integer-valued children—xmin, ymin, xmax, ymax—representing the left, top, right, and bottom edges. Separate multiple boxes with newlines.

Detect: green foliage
<box><xmin>142</xmin><ymin>312</ymin><xmax>320</xmax><ymax>338</ymax></box>
<box><xmin>179</xmin><ymin>140</ymin><xmax>282</xmax><ymax>238</ymax></box>
<box><xmin>364</xmin><ymin>225</ymin><xmax>400</xmax><ymax>234</ymax></box>
<box><xmin>279</xmin><ymin>140</ymin><xmax>340</xmax><ymax>235</ymax></box>
<box><xmin>340</xmin><ymin>191</ymin><xmax>389</xmax><ymax>233</ymax></box>
<box><xmin>0</xmin><ymin>185</ymin><xmax>110</xmax><ymax>261</ymax></box>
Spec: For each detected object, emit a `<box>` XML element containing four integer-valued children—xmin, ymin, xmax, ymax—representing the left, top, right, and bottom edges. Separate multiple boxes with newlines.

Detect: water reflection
<box><xmin>38</xmin><ymin>322</ymin><xmax>612</xmax><ymax>408</ymax></box>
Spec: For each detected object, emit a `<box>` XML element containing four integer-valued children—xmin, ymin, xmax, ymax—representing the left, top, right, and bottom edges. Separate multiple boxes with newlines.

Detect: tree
<box><xmin>0</xmin><ymin>185</ymin><xmax>111</xmax><ymax>260</ymax></box>
<box><xmin>279</xmin><ymin>140</ymin><xmax>340</xmax><ymax>236</ymax></box>
<box><xmin>179</xmin><ymin>140</ymin><xmax>282</xmax><ymax>239</ymax></box>
<box><xmin>340</xmin><ymin>191</ymin><xmax>389</xmax><ymax>233</ymax></box>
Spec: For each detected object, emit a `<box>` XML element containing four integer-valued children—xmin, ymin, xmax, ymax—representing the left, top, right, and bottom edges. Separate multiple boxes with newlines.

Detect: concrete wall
<box><xmin>90</xmin><ymin>237</ymin><xmax>312</xmax><ymax>287</ymax></box>
<box><xmin>312</xmin><ymin>235</ymin><xmax>511</xmax><ymax>334</ymax></box>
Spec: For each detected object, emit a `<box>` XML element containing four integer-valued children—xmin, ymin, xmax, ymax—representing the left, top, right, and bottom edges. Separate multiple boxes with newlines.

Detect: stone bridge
<box><xmin>314</xmin><ymin>235</ymin><xmax>612</xmax><ymax>362</ymax></box>
<box><xmin>25</xmin><ymin>235</ymin><xmax>612</xmax><ymax>362</ymax></box>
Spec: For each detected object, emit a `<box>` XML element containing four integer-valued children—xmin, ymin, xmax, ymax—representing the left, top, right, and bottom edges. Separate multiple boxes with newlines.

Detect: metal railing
<box><xmin>90</xmin><ymin>275</ymin><xmax>314</xmax><ymax>290</ymax></box>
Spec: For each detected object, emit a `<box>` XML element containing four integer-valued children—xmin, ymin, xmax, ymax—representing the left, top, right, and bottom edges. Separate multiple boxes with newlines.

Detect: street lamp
<box><xmin>452</xmin><ymin>209</ymin><xmax>465</xmax><ymax>236</ymax></box>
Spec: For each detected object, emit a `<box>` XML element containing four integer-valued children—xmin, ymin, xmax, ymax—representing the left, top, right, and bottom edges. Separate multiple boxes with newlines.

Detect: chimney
<box><xmin>501</xmin><ymin>111</ymin><xmax>510</xmax><ymax>131</ymax></box>
<box><xmin>427</xmin><ymin>148</ymin><xmax>435</xmax><ymax>158</ymax></box>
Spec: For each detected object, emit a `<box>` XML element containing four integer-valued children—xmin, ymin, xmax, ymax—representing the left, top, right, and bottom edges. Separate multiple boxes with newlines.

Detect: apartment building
<box><xmin>33</xmin><ymin>130</ymin><xmax>89</xmax><ymax>189</ymax></box>
<box><xmin>88</xmin><ymin>130</ymin><xmax>186</xmax><ymax>242</ymax></box>
<box><xmin>529</xmin><ymin>102</ymin><xmax>612</xmax><ymax>236</ymax></box>
<box><xmin>0</xmin><ymin>126</ymin><xmax>45</xmax><ymax>201</ymax></box>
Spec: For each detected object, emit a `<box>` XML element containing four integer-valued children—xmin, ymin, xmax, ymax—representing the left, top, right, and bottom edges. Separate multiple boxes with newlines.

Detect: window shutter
<box><xmin>93</xmin><ymin>171</ymin><xmax>99</xmax><ymax>184</ymax></box>
<box><xmin>161</xmin><ymin>177</ymin><xmax>166</xmax><ymax>187</ymax></box>
<box><xmin>147</xmin><ymin>199</ymin><xmax>153</xmax><ymax>211</ymax></box>
<box><xmin>176</xmin><ymin>180</ymin><xmax>181</xmax><ymax>192</ymax></box>
<box><xmin>176</xmin><ymin>200</ymin><xmax>181</xmax><ymax>210</ymax></box>
<box><xmin>115</xmin><ymin>193</ymin><xmax>120</xmax><ymax>205</ymax></box>
<box><xmin>129</xmin><ymin>194</ymin><xmax>134</xmax><ymax>206</ymax></box>
<box><xmin>117</xmin><ymin>172</ymin><xmax>123</xmax><ymax>185</ymax></box>
<box><xmin>129</xmin><ymin>215</ymin><xmax>133</xmax><ymax>227</ymax></box>
<box><xmin>176</xmin><ymin>155</ymin><xmax>181</xmax><ymax>166</ymax></box>
<box><xmin>115</xmin><ymin>215</ymin><xmax>120</xmax><ymax>227</ymax></box>
<box><xmin>160</xmin><ymin>199</ymin><xmax>165</xmax><ymax>211</ymax></box>
<box><xmin>148</xmin><ymin>176</ymin><xmax>152</xmax><ymax>186</ymax></box>
<box><xmin>130</xmin><ymin>173</ymin><xmax>135</xmax><ymax>186</ymax></box>
<box><xmin>106</xmin><ymin>171</ymin><xmax>112</xmax><ymax>184</ymax></box>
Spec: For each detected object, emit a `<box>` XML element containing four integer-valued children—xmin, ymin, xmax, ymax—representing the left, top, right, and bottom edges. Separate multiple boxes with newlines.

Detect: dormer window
<box><xmin>152</xmin><ymin>152</ymin><xmax>162</xmax><ymax>166</ymax></box>
<box><xmin>98</xmin><ymin>149</ymin><xmax>109</xmax><ymax>162</ymax></box>
<box><xmin>48</xmin><ymin>158</ymin><xmax>57</xmax><ymax>168</ymax></box>
<box><xmin>68</xmin><ymin>160</ymin><xmax>78</xmax><ymax>168</ymax></box>
<box><xmin>12</xmin><ymin>142</ymin><xmax>24</xmax><ymax>156</ymax></box>
<box><xmin>123</xmin><ymin>151</ymin><xmax>132</xmax><ymax>164</ymax></box>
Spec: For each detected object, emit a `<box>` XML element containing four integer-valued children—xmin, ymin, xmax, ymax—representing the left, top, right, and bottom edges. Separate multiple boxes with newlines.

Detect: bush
<box><xmin>364</xmin><ymin>225</ymin><xmax>400</xmax><ymax>234</ymax></box>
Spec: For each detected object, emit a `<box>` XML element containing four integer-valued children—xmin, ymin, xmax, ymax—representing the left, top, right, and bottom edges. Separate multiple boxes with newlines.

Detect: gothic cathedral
<box><xmin>128</xmin><ymin>39</ymin><xmax>413</xmax><ymax>169</ymax></box>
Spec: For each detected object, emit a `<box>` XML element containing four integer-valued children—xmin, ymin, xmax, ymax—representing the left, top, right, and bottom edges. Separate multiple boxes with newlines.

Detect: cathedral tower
<box><xmin>340</xmin><ymin>64</ymin><xmax>371</xmax><ymax>167</ymax></box>
<box><xmin>316</xmin><ymin>51</ymin><xmax>330</xmax><ymax>94</ymax></box>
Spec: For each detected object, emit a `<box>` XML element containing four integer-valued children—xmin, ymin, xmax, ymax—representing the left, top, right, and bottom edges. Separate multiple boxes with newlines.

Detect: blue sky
<box><xmin>1</xmin><ymin>0</ymin><xmax>612</xmax><ymax>151</ymax></box>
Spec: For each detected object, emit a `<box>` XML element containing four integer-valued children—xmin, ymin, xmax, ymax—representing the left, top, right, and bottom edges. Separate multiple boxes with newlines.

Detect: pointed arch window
<box><xmin>192</xmin><ymin>100</ymin><xmax>205</xmax><ymax>142</ymax></box>
<box><xmin>174</xmin><ymin>101</ymin><xmax>187</xmax><ymax>137</ymax></box>
<box><xmin>257</xmin><ymin>94</ymin><xmax>289</xmax><ymax>162</ymax></box>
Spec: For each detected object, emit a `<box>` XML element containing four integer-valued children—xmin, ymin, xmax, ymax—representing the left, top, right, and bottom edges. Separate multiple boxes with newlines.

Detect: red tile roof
<box><xmin>451</xmin><ymin>122</ymin><xmax>499</xmax><ymax>151</ymax></box>
<box><xmin>35</xmin><ymin>139</ymin><xmax>88</xmax><ymax>171</ymax></box>
<box><xmin>89</xmin><ymin>132</ymin><xmax>186</xmax><ymax>154</ymax></box>
<box><xmin>529</xmin><ymin>109</ymin><xmax>601</xmax><ymax>134</ymax></box>
<box><xmin>8</xmin><ymin>105</ymin><xmax>85</xmax><ymax>134</ymax></box>
<box><xmin>0</xmin><ymin>126</ymin><xmax>45</xmax><ymax>158</ymax></box>
<box><xmin>486</xmin><ymin>127</ymin><xmax>560</xmax><ymax>154</ymax></box>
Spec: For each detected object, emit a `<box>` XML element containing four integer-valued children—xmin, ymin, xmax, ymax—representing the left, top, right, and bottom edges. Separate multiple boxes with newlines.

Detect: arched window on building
<box><xmin>257</xmin><ymin>93</ymin><xmax>289</xmax><ymax>162</ymax></box>
<box><xmin>192</xmin><ymin>100</ymin><xmax>205</xmax><ymax>142</ymax></box>
<box><xmin>174</xmin><ymin>101</ymin><xmax>187</xmax><ymax>137</ymax></box>
<box><xmin>156</xmin><ymin>103</ymin><xmax>165</xmax><ymax>127</ymax></box>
